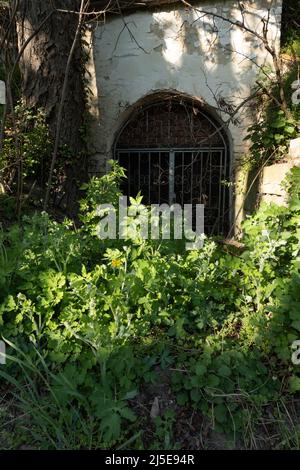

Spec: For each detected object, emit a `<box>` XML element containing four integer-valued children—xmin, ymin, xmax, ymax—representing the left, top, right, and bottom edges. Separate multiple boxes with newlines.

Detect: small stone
<box><xmin>150</xmin><ymin>397</ymin><xmax>160</xmax><ymax>419</ymax></box>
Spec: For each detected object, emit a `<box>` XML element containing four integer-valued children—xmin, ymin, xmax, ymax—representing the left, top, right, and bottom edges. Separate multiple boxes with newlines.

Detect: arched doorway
<box><xmin>114</xmin><ymin>95</ymin><xmax>231</xmax><ymax>235</ymax></box>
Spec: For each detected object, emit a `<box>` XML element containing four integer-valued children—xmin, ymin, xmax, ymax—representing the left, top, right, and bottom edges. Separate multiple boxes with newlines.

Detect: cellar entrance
<box><xmin>115</xmin><ymin>97</ymin><xmax>230</xmax><ymax>235</ymax></box>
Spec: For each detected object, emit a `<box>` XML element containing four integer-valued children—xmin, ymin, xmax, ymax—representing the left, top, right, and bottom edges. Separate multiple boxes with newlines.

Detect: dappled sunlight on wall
<box><xmin>86</xmin><ymin>0</ymin><xmax>283</xmax><ymax>178</ymax></box>
<box><xmin>152</xmin><ymin>12</ymin><xmax>184</xmax><ymax>67</ymax></box>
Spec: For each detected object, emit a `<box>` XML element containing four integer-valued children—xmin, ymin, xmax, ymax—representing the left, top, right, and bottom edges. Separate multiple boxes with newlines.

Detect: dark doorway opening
<box><xmin>115</xmin><ymin>97</ymin><xmax>231</xmax><ymax>236</ymax></box>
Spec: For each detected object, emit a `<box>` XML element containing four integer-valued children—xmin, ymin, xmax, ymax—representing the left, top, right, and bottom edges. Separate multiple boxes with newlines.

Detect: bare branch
<box><xmin>180</xmin><ymin>0</ymin><xmax>290</xmax><ymax>117</ymax></box>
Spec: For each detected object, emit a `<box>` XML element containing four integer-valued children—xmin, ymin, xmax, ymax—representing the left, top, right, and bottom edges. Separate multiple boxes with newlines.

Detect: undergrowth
<box><xmin>0</xmin><ymin>163</ymin><xmax>300</xmax><ymax>449</ymax></box>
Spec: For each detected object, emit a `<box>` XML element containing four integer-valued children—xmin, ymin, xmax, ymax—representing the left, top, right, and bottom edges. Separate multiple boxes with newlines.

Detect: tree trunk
<box><xmin>0</xmin><ymin>2</ymin><xmax>19</xmax><ymax>106</ymax></box>
<box><xmin>15</xmin><ymin>0</ymin><xmax>87</xmax><ymax>213</ymax></box>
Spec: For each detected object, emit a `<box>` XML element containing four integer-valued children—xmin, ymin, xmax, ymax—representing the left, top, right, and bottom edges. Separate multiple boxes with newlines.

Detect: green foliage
<box><xmin>246</xmin><ymin>63</ymin><xmax>300</xmax><ymax>167</ymax></box>
<box><xmin>0</xmin><ymin>102</ymin><xmax>52</xmax><ymax>192</ymax></box>
<box><xmin>281</xmin><ymin>0</ymin><xmax>300</xmax><ymax>52</ymax></box>
<box><xmin>1</xmin><ymin>165</ymin><xmax>300</xmax><ymax>449</ymax></box>
<box><xmin>152</xmin><ymin>410</ymin><xmax>178</xmax><ymax>450</ymax></box>
<box><xmin>79</xmin><ymin>160</ymin><xmax>125</xmax><ymax>239</ymax></box>
<box><xmin>247</xmin><ymin>110</ymin><xmax>297</xmax><ymax>165</ymax></box>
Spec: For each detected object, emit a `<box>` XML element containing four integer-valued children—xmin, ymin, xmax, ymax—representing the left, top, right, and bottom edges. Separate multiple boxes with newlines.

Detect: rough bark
<box><xmin>15</xmin><ymin>0</ymin><xmax>87</xmax><ymax>213</ymax></box>
<box><xmin>16</xmin><ymin>0</ymin><xmax>85</xmax><ymax>149</ymax></box>
<box><xmin>0</xmin><ymin>2</ymin><xmax>18</xmax><ymax>98</ymax></box>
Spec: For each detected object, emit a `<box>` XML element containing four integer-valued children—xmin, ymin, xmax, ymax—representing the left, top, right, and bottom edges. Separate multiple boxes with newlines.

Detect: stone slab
<box><xmin>261</xmin><ymin>162</ymin><xmax>293</xmax><ymax>196</ymax></box>
<box><xmin>260</xmin><ymin>193</ymin><xmax>287</xmax><ymax>206</ymax></box>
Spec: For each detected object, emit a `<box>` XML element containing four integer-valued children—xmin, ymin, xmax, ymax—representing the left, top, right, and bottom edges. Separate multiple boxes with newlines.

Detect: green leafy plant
<box><xmin>1</xmin><ymin>164</ymin><xmax>300</xmax><ymax>449</ymax></box>
<box><xmin>0</xmin><ymin>102</ymin><xmax>52</xmax><ymax>192</ymax></box>
<box><xmin>246</xmin><ymin>63</ymin><xmax>300</xmax><ymax>168</ymax></box>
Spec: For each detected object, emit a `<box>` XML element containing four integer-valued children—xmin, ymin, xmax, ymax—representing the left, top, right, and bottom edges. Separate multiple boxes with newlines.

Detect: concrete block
<box><xmin>261</xmin><ymin>182</ymin><xmax>286</xmax><ymax>197</ymax></box>
<box><xmin>262</xmin><ymin>162</ymin><xmax>292</xmax><ymax>189</ymax></box>
<box><xmin>260</xmin><ymin>193</ymin><xmax>287</xmax><ymax>206</ymax></box>
<box><xmin>289</xmin><ymin>138</ymin><xmax>300</xmax><ymax>161</ymax></box>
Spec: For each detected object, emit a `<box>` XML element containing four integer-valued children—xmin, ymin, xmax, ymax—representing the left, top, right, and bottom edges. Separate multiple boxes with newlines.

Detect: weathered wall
<box><xmin>259</xmin><ymin>138</ymin><xmax>300</xmax><ymax>206</ymax></box>
<box><xmin>86</xmin><ymin>0</ymin><xmax>283</xmax><ymax>226</ymax></box>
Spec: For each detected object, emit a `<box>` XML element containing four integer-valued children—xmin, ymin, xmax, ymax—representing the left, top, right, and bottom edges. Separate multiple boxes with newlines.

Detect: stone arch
<box><xmin>113</xmin><ymin>91</ymin><xmax>232</xmax><ymax>235</ymax></box>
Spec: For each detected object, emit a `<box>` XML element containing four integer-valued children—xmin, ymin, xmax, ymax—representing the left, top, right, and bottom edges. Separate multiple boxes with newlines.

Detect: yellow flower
<box><xmin>111</xmin><ymin>258</ymin><xmax>122</xmax><ymax>268</ymax></box>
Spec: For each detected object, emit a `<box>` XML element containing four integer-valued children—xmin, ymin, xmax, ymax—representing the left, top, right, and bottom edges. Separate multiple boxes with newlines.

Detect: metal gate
<box><xmin>117</xmin><ymin>147</ymin><xmax>229</xmax><ymax>235</ymax></box>
<box><xmin>114</xmin><ymin>97</ymin><xmax>230</xmax><ymax>236</ymax></box>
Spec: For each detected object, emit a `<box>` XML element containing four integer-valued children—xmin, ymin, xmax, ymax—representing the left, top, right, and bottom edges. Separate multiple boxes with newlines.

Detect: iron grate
<box><xmin>117</xmin><ymin>148</ymin><xmax>230</xmax><ymax>236</ymax></box>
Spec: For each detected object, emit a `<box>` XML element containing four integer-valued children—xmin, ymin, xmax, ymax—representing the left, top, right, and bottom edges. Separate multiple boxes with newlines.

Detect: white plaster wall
<box><xmin>86</xmin><ymin>0</ymin><xmax>283</xmax><ymax>175</ymax></box>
